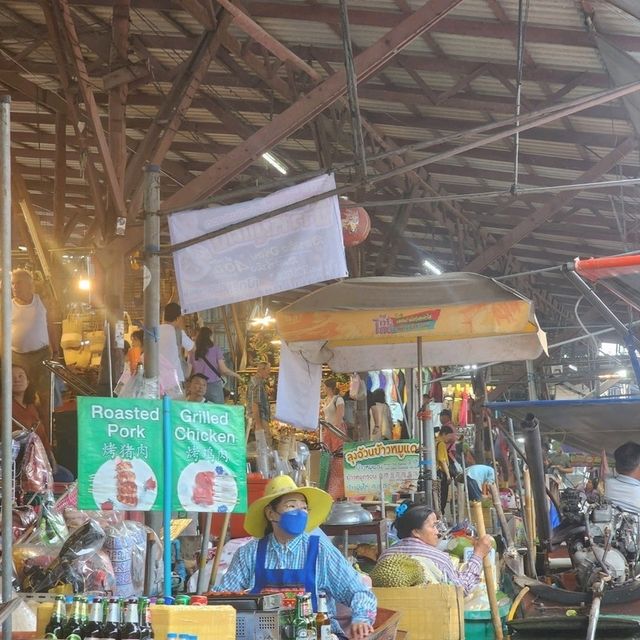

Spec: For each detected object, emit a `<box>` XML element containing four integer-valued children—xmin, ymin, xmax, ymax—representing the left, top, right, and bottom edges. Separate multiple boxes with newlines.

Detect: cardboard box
<box><xmin>150</xmin><ymin>604</ymin><xmax>236</xmax><ymax>640</ymax></box>
<box><xmin>373</xmin><ymin>584</ymin><xmax>465</xmax><ymax>640</ymax></box>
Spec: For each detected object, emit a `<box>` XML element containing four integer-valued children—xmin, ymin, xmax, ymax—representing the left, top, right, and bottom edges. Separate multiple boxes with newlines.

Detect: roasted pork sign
<box><xmin>77</xmin><ymin>398</ymin><xmax>247</xmax><ymax>513</ymax></box>
<box><xmin>171</xmin><ymin>402</ymin><xmax>247</xmax><ymax>513</ymax></box>
<box><xmin>342</xmin><ymin>439</ymin><xmax>420</xmax><ymax>500</ymax></box>
<box><xmin>77</xmin><ymin>397</ymin><xmax>163</xmax><ymax>511</ymax></box>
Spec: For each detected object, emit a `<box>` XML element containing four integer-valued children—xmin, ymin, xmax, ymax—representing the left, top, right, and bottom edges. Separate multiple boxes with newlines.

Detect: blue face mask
<box><xmin>278</xmin><ymin>509</ymin><xmax>308</xmax><ymax>535</ymax></box>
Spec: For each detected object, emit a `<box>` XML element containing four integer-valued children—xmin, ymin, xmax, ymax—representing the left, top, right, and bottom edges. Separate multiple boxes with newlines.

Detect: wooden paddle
<box><xmin>471</xmin><ymin>500</ymin><xmax>503</xmax><ymax>640</ymax></box>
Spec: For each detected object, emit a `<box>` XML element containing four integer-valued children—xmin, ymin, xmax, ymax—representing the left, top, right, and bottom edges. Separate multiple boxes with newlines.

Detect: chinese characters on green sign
<box><xmin>77</xmin><ymin>397</ymin><xmax>247</xmax><ymax>513</ymax></box>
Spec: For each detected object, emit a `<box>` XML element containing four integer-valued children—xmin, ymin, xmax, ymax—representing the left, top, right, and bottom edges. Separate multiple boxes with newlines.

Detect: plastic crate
<box><xmin>236</xmin><ymin>610</ymin><xmax>285</xmax><ymax>640</ymax></box>
<box><xmin>464</xmin><ymin>601</ymin><xmax>511</xmax><ymax>640</ymax></box>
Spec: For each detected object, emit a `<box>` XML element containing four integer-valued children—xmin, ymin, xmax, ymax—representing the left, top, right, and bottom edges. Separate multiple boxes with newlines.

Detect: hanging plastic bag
<box><xmin>14</xmin><ymin>430</ymin><xmax>54</xmax><ymax>498</ymax></box>
<box><xmin>22</xmin><ymin>520</ymin><xmax>106</xmax><ymax>593</ymax></box>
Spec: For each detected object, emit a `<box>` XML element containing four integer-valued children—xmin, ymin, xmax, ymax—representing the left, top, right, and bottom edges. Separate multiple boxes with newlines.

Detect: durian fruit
<box><xmin>370</xmin><ymin>554</ymin><xmax>425</xmax><ymax>587</ymax></box>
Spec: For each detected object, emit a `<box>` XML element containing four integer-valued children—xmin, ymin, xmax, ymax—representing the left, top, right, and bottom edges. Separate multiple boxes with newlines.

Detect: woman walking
<box><xmin>188</xmin><ymin>327</ymin><xmax>240</xmax><ymax>404</ymax></box>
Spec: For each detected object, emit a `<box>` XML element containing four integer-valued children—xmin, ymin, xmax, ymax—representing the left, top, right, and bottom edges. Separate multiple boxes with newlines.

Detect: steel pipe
<box><xmin>1</xmin><ymin>95</ymin><xmax>12</xmax><ymax>637</ymax></box>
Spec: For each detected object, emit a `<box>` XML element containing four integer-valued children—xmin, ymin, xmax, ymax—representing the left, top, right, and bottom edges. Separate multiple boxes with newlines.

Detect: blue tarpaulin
<box><xmin>486</xmin><ymin>397</ymin><xmax>640</xmax><ymax>454</ymax></box>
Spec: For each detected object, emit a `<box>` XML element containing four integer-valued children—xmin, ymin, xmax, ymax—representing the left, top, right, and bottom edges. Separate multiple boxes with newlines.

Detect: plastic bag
<box><xmin>12</xmin><ymin>505</ymin><xmax>38</xmax><ymax>541</ymax></box>
<box><xmin>63</xmin><ymin>507</ymin><xmax>124</xmax><ymax>533</ymax></box>
<box><xmin>29</xmin><ymin>500</ymin><xmax>69</xmax><ymax>545</ymax></box>
<box><xmin>14</xmin><ymin>430</ymin><xmax>54</xmax><ymax>497</ymax></box>
<box><xmin>104</xmin><ymin>519</ymin><xmax>147</xmax><ymax>597</ymax></box>
<box><xmin>118</xmin><ymin>355</ymin><xmax>180</xmax><ymax>399</ymax></box>
<box><xmin>22</xmin><ymin>520</ymin><xmax>106</xmax><ymax>593</ymax></box>
<box><xmin>14</xmin><ymin>542</ymin><xmax>61</xmax><ymax>582</ymax></box>
<box><xmin>82</xmin><ymin>549</ymin><xmax>116</xmax><ymax>593</ymax></box>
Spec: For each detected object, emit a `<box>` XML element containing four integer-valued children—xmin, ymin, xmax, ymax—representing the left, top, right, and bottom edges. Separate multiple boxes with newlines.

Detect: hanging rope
<box><xmin>512</xmin><ymin>0</ymin><xmax>531</xmax><ymax>194</ymax></box>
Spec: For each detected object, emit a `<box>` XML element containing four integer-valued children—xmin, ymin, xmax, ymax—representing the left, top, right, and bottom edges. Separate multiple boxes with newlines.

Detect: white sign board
<box><xmin>168</xmin><ymin>174</ymin><xmax>348</xmax><ymax>313</ymax></box>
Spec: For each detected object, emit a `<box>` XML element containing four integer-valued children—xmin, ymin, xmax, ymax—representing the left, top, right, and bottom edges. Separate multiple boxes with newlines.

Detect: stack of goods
<box><xmin>39</xmin><ymin>595</ymin><xmax>237</xmax><ymax>640</ymax></box>
<box><xmin>41</xmin><ymin>594</ymin><xmax>152</xmax><ymax>639</ymax></box>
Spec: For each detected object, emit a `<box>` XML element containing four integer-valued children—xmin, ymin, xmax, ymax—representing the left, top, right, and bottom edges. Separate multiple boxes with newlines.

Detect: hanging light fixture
<box><xmin>248</xmin><ymin>301</ymin><xmax>276</xmax><ymax>329</ymax></box>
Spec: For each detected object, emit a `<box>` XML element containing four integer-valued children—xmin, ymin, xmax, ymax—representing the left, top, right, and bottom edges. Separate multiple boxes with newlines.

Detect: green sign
<box><xmin>77</xmin><ymin>398</ymin><xmax>248</xmax><ymax>513</ymax></box>
<box><xmin>77</xmin><ymin>397</ymin><xmax>163</xmax><ymax>511</ymax></box>
<box><xmin>171</xmin><ymin>402</ymin><xmax>247</xmax><ymax>513</ymax></box>
<box><xmin>343</xmin><ymin>439</ymin><xmax>420</xmax><ymax>500</ymax></box>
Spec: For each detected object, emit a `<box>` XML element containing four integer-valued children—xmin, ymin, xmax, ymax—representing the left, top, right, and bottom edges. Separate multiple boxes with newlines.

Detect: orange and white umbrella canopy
<box><xmin>276</xmin><ymin>273</ymin><xmax>547</xmax><ymax>372</ymax></box>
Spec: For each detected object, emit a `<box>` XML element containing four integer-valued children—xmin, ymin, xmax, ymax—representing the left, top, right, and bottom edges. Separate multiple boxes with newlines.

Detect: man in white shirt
<box><xmin>11</xmin><ymin>269</ymin><xmax>55</xmax><ymax>431</ymax></box>
<box><xmin>605</xmin><ymin>442</ymin><xmax>640</xmax><ymax>514</ymax></box>
<box><xmin>158</xmin><ymin>302</ymin><xmax>194</xmax><ymax>386</ymax></box>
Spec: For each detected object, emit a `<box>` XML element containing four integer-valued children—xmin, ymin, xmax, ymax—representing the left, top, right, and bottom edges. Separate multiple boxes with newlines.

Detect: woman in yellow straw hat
<box><xmin>216</xmin><ymin>475</ymin><xmax>376</xmax><ymax>639</ymax></box>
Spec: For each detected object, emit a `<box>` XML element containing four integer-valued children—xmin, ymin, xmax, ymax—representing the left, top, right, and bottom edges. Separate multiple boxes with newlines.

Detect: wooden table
<box><xmin>320</xmin><ymin>518</ymin><xmax>387</xmax><ymax>558</ymax></box>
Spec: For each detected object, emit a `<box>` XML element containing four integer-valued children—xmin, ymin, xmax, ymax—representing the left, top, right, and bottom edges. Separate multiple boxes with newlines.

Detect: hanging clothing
<box><xmin>429</xmin><ymin>367</ymin><xmax>443</xmax><ymax>403</ymax></box>
<box><xmin>459</xmin><ymin>390</ymin><xmax>469</xmax><ymax>428</ymax></box>
<box><xmin>275</xmin><ymin>341</ymin><xmax>322</xmax><ymax>429</ymax></box>
<box><xmin>369</xmin><ymin>402</ymin><xmax>393</xmax><ymax>440</ymax></box>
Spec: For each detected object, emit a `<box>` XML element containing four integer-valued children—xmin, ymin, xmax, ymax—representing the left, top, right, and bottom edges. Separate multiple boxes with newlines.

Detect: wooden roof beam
<box><xmin>245</xmin><ymin>2</ymin><xmax>640</xmax><ymax>51</ymax></box>
<box><xmin>40</xmin><ymin>0</ymin><xmax>107</xmax><ymax>246</ymax></box>
<box><xmin>164</xmin><ymin>0</ymin><xmax>465</xmax><ymax>211</ymax></box>
<box><xmin>55</xmin><ymin>0</ymin><xmax>127</xmax><ymax>223</ymax></box>
<box><xmin>125</xmin><ymin>11</ymin><xmax>233</xmax><ymax>213</ymax></box>
<box><xmin>465</xmin><ymin>137</ymin><xmax>638</xmax><ymax>272</ymax></box>
<box><xmin>108</xmin><ymin>0</ymin><xmax>130</xmax><ymax>239</ymax></box>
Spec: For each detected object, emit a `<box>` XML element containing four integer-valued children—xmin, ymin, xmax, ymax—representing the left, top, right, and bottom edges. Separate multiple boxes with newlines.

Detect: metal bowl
<box><xmin>325</xmin><ymin>501</ymin><xmax>374</xmax><ymax>525</ymax></box>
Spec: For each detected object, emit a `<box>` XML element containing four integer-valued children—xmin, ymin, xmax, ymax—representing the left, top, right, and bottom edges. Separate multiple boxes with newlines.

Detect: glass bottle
<box><xmin>121</xmin><ymin>600</ymin><xmax>141</xmax><ymax>640</ymax></box>
<box><xmin>302</xmin><ymin>593</ymin><xmax>316</xmax><ymax>640</ymax></box>
<box><xmin>44</xmin><ymin>595</ymin><xmax>67</xmax><ymax>640</ymax></box>
<box><xmin>293</xmin><ymin>595</ymin><xmax>309</xmax><ymax>640</ymax></box>
<box><xmin>82</xmin><ymin>598</ymin><xmax>104</xmax><ymax>639</ymax></box>
<box><xmin>61</xmin><ymin>596</ymin><xmax>83</xmax><ymax>640</ymax></box>
<box><xmin>80</xmin><ymin>597</ymin><xmax>89</xmax><ymax>627</ymax></box>
<box><xmin>100</xmin><ymin>598</ymin><xmax>122</xmax><ymax>639</ymax></box>
<box><xmin>315</xmin><ymin>593</ymin><xmax>331</xmax><ymax>640</ymax></box>
<box><xmin>139</xmin><ymin>598</ymin><xmax>153</xmax><ymax>640</ymax></box>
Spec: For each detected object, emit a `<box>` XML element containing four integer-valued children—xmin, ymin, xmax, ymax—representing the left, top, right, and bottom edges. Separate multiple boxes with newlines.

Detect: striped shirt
<box><xmin>378</xmin><ymin>537</ymin><xmax>483</xmax><ymax>595</ymax></box>
<box><xmin>216</xmin><ymin>533</ymin><xmax>377</xmax><ymax>634</ymax></box>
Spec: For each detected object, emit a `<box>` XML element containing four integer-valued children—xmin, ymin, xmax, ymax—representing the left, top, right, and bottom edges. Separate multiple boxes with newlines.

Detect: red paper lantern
<box><xmin>340</xmin><ymin>202</ymin><xmax>371</xmax><ymax>247</ymax></box>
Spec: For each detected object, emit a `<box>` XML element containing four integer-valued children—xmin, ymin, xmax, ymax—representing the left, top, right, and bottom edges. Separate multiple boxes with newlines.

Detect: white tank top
<box><xmin>12</xmin><ymin>294</ymin><xmax>49</xmax><ymax>353</ymax></box>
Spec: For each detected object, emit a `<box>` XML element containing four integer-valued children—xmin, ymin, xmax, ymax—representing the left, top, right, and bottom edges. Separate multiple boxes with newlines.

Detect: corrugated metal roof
<box><xmin>1</xmin><ymin>0</ymin><xmax>639</xmax><ymax>327</ymax></box>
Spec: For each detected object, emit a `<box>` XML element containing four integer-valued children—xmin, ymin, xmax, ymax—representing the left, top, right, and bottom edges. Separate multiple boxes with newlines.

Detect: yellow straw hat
<box><xmin>244</xmin><ymin>475</ymin><xmax>334</xmax><ymax>538</ymax></box>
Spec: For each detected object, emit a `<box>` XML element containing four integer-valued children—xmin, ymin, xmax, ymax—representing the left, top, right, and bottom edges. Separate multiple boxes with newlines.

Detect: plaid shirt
<box><xmin>247</xmin><ymin>375</ymin><xmax>270</xmax><ymax>423</ymax></box>
<box><xmin>379</xmin><ymin>537</ymin><xmax>483</xmax><ymax>595</ymax></box>
<box><xmin>216</xmin><ymin>533</ymin><xmax>377</xmax><ymax>634</ymax></box>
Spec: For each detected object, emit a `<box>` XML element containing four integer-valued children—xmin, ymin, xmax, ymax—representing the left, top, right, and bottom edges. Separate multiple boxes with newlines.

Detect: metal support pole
<box><xmin>525</xmin><ymin>360</ymin><xmax>537</xmax><ymax>401</ymax></box>
<box><xmin>1</xmin><ymin>95</ymin><xmax>12</xmax><ymax>637</ymax></box>
<box><xmin>105</xmin><ymin>321</ymin><xmax>113</xmax><ymax>397</ymax></box>
<box><xmin>339</xmin><ymin>0</ymin><xmax>367</xmax><ymax>183</ymax></box>
<box><xmin>143</xmin><ymin>165</ymin><xmax>162</xmax><ymax>535</ymax></box>
<box><xmin>416</xmin><ymin>337</ymin><xmax>436</xmax><ymax>508</ymax></box>
<box><xmin>522</xmin><ymin>415</ymin><xmax>552</xmax><ymax>553</ymax></box>
<box><xmin>564</xmin><ymin>267</ymin><xmax>640</xmax><ymax>387</ymax></box>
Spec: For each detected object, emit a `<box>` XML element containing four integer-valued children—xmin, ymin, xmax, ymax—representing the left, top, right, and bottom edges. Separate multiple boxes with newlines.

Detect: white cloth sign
<box><xmin>275</xmin><ymin>340</ymin><xmax>322</xmax><ymax>431</ymax></box>
<box><xmin>168</xmin><ymin>174</ymin><xmax>348</xmax><ymax>313</ymax></box>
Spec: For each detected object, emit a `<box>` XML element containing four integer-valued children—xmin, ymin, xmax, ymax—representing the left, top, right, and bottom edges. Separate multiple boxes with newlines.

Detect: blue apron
<box><xmin>251</xmin><ymin>535</ymin><xmax>320</xmax><ymax>610</ymax></box>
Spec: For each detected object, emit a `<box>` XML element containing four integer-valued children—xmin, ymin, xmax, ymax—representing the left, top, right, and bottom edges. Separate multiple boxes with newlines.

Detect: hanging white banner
<box><xmin>168</xmin><ymin>174</ymin><xmax>348</xmax><ymax>313</ymax></box>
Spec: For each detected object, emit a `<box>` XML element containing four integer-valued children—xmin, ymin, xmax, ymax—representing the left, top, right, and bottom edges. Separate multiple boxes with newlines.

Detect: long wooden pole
<box><xmin>523</xmin><ymin>467</ymin><xmax>537</xmax><ymax>573</ymax></box>
<box><xmin>209</xmin><ymin>511</ymin><xmax>232</xmax><ymax>590</ymax></box>
<box><xmin>471</xmin><ymin>501</ymin><xmax>503</xmax><ymax>640</ymax></box>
